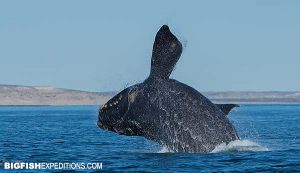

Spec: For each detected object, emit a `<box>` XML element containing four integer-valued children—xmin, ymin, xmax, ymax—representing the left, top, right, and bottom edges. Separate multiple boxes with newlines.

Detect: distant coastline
<box><xmin>1</xmin><ymin>84</ymin><xmax>300</xmax><ymax>105</ymax></box>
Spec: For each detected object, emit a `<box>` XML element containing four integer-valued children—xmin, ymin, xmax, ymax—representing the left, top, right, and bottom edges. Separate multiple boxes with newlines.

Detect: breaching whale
<box><xmin>98</xmin><ymin>25</ymin><xmax>239</xmax><ymax>152</ymax></box>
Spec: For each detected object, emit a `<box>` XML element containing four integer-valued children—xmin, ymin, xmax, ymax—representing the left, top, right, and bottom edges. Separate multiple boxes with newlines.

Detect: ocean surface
<box><xmin>0</xmin><ymin>105</ymin><xmax>299</xmax><ymax>172</ymax></box>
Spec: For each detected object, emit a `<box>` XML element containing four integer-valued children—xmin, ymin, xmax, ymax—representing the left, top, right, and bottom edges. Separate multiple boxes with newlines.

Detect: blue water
<box><xmin>0</xmin><ymin>105</ymin><xmax>299</xmax><ymax>172</ymax></box>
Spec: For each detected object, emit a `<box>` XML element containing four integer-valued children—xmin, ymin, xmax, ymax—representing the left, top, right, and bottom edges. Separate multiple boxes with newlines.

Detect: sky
<box><xmin>0</xmin><ymin>1</ymin><xmax>300</xmax><ymax>92</ymax></box>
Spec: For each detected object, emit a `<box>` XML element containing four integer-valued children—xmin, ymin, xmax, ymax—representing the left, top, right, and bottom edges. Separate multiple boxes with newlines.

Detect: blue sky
<box><xmin>0</xmin><ymin>1</ymin><xmax>300</xmax><ymax>92</ymax></box>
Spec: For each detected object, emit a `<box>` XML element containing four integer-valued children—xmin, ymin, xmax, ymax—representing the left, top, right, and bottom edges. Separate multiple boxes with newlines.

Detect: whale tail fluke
<box><xmin>149</xmin><ymin>25</ymin><xmax>182</xmax><ymax>80</ymax></box>
<box><xmin>216</xmin><ymin>104</ymin><xmax>239</xmax><ymax>116</ymax></box>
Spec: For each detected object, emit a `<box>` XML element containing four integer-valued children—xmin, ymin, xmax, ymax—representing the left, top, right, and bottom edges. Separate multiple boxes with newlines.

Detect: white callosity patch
<box><xmin>128</xmin><ymin>88</ymin><xmax>140</xmax><ymax>104</ymax></box>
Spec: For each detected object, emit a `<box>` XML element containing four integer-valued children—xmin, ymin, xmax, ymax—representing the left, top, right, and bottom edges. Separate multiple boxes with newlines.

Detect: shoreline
<box><xmin>1</xmin><ymin>84</ymin><xmax>300</xmax><ymax>106</ymax></box>
<box><xmin>1</xmin><ymin>103</ymin><xmax>300</xmax><ymax>106</ymax></box>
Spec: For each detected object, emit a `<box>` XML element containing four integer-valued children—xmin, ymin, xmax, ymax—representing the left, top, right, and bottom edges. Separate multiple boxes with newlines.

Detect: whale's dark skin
<box><xmin>98</xmin><ymin>25</ymin><xmax>239</xmax><ymax>152</ymax></box>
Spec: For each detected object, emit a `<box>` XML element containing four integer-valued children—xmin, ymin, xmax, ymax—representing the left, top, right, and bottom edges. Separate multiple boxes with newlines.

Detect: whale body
<box><xmin>98</xmin><ymin>25</ymin><xmax>239</xmax><ymax>152</ymax></box>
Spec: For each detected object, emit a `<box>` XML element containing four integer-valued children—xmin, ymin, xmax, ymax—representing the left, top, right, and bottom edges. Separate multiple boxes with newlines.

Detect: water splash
<box><xmin>158</xmin><ymin>145</ymin><xmax>173</xmax><ymax>153</ymax></box>
<box><xmin>211</xmin><ymin>140</ymin><xmax>269</xmax><ymax>153</ymax></box>
<box><xmin>157</xmin><ymin>140</ymin><xmax>269</xmax><ymax>153</ymax></box>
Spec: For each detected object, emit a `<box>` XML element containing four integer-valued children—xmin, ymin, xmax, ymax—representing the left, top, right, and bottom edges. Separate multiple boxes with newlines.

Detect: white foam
<box><xmin>158</xmin><ymin>145</ymin><xmax>173</xmax><ymax>153</ymax></box>
<box><xmin>157</xmin><ymin>140</ymin><xmax>269</xmax><ymax>153</ymax></box>
<box><xmin>211</xmin><ymin>140</ymin><xmax>269</xmax><ymax>153</ymax></box>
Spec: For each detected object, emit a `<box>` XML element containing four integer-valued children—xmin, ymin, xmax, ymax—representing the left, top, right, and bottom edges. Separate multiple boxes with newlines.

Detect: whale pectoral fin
<box><xmin>216</xmin><ymin>104</ymin><xmax>239</xmax><ymax>116</ymax></box>
<box><xmin>149</xmin><ymin>25</ymin><xmax>183</xmax><ymax>80</ymax></box>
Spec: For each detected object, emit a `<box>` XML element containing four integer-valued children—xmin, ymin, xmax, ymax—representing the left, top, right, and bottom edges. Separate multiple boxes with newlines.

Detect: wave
<box><xmin>157</xmin><ymin>140</ymin><xmax>268</xmax><ymax>153</ymax></box>
<box><xmin>211</xmin><ymin>140</ymin><xmax>269</xmax><ymax>153</ymax></box>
